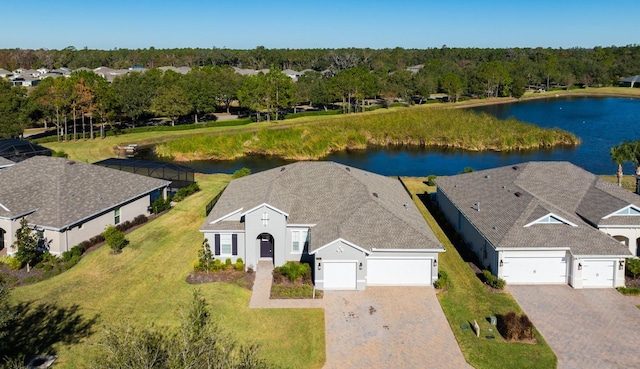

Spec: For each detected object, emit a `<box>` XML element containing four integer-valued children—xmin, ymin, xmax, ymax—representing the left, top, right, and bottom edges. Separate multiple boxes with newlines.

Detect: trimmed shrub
<box><xmin>131</xmin><ymin>214</ymin><xmax>148</xmax><ymax>226</ymax></box>
<box><xmin>151</xmin><ymin>197</ymin><xmax>171</xmax><ymax>214</ymax></box>
<box><xmin>482</xmin><ymin>270</ymin><xmax>506</xmax><ymax>289</ymax></box>
<box><xmin>434</xmin><ymin>270</ymin><xmax>452</xmax><ymax>290</ymax></box>
<box><xmin>426</xmin><ymin>174</ymin><xmax>437</xmax><ymax>186</ymax></box>
<box><xmin>103</xmin><ymin>225</ymin><xmax>129</xmax><ymax>253</ymax></box>
<box><xmin>225</xmin><ymin>258</ymin><xmax>233</xmax><ymax>268</ymax></box>
<box><xmin>274</xmin><ymin>261</ymin><xmax>311</xmax><ymax>283</ymax></box>
<box><xmin>234</xmin><ymin>258</ymin><xmax>245</xmax><ymax>271</ymax></box>
<box><xmin>212</xmin><ymin>259</ymin><xmax>225</xmax><ymax>271</ymax></box>
<box><xmin>8</xmin><ymin>257</ymin><xmax>22</xmax><ymax>270</ymax></box>
<box><xmin>626</xmin><ymin>258</ymin><xmax>640</xmax><ymax>279</ymax></box>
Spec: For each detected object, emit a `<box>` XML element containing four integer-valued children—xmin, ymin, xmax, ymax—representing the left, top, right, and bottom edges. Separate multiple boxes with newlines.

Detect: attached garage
<box><xmin>581</xmin><ymin>260</ymin><xmax>615</xmax><ymax>288</ymax></box>
<box><xmin>502</xmin><ymin>256</ymin><xmax>567</xmax><ymax>284</ymax></box>
<box><xmin>367</xmin><ymin>258</ymin><xmax>433</xmax><ymax>286</ymax></box>
<box><xmin>323</xmin><ymin>261</ymin><xmax>357</xmax><ymax>290</ymax></box>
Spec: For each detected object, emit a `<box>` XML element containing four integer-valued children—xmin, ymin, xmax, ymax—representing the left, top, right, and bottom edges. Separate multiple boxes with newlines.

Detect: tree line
<box><xmin>1</xmin><ymin>44</ymin><xmax>640</xmax><ymax>139</ymax></box>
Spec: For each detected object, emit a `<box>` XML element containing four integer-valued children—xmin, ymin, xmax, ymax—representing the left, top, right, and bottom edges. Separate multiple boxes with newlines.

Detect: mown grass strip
<box><xmin>401</xmin><ymin>177</ymin><xmax>557</xmax><ymax>369</ymax></box>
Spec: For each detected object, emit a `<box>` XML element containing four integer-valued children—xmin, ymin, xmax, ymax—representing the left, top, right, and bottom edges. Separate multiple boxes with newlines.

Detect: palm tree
<box><xmin>610</xmin><ymin>142</ymin><xmax>632</xmax><ymax>187</ymax></box>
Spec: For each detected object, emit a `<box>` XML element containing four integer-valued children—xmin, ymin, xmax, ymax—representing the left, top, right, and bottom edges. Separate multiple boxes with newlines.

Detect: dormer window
<box><xmin>524</xmin><ymin>213</ymin><xmax>577</xmax><ymax>227</ymax></box>
<box><xmin>613</xmin><ymin>206</ymin><xmax>640</xmax><ymax>216</ymax></box>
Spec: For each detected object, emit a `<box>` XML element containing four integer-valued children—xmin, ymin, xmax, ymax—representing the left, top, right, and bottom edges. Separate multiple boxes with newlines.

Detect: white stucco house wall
<box><xmin>435</xmin><ymin>162</ymin><xmax>634</xmax><ymax>289</ymax></box>
<box><xmin>0</xmin><ymin>156</ymin><xmax>169</xmax><ymax>256</ymax></box>
<box><xmin>201</xmin><ymin>161</ymin><xmax>444</xmax><ymax>290</ymax></box>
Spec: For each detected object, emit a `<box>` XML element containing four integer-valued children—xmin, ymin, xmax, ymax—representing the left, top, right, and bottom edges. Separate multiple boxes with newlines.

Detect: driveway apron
<box><xmin>510</xmin><ymin>285</ymin><xmax>640</xmax><ymax>369</ymax></box>
<box><xmin>322</xmin><ymin>287</ymin><xmax>471</xmax><ymax>369</ymax></box>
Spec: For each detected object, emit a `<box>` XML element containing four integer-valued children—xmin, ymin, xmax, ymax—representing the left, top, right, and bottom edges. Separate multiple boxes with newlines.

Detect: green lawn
<box><xmin>402</xmin><ymin>177</ymin><xmax>557</xmax><ymax>369</ymax></box>
<box><xmin>11</xmin><ymin>173</ymin><xmax>325</xmax><ymax>369</ymax></box>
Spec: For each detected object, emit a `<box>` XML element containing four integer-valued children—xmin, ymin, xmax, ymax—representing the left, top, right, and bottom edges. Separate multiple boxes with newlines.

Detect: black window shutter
<box><xmin>232</xmin><ymin>234</ymin><xmax>238</xmax><ymax>255</ymax></box>
<box><xmin>214</xmin><ymin>234</ymin><xmax>220</xmax><ymax>255</ymax></box>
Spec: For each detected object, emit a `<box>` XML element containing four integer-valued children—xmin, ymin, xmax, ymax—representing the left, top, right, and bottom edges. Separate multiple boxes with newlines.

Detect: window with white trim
<box><xmin>220</xmin><ymin>234</ymin><xmax>232</xmax><ymax>255</ymax></box>
<box><xmin>536</xmin><ymin>215</ymin><xmax>564</xmax><ymax>224</ymax></box>
<box><xmin>291</xmin><ymin>230</ymin><xmax>308</xmax><ymax>253</ymax></box>
<box><xmin>114</xmin><ymin>207</ymin><xmax>121</xmax><ymax>224</ymax></box>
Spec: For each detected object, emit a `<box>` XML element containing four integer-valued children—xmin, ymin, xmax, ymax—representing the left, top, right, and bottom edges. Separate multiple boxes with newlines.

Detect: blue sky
<box><xmin>3</xmin><ymin>0</ymin><xmax>638</xmax><ymax>50</ymax></box>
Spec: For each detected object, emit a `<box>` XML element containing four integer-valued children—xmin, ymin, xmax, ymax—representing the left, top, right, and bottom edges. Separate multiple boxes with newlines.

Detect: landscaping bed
<box><xmin>186</xmin><ymin>269</ymin><xmax>255</xmax><ymax>290</ymax></box>
<box><xmin>270</xmin><ymin>261</ymin><xmax>322</xmax><ymax>299</ymax></box>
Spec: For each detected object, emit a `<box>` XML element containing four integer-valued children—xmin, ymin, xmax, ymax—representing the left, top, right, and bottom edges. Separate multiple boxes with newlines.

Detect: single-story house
<box><xmin>0</xmin><ymin>156</ymin><xmax>169</xmax><ymax>256</ymax></box>
<box><xmin>435</xmin><ymin>162</ymin><xmax>634</xmax><ymax>288</ymax></box>
<box><xmin>200</xmin><ymin>162</ymin><xmax>444</xmax><ymax>290</ymax></box>
<box><xmin>619</xmin><ymin>75</ymin><xmax>640</xmax><ymax>88</ymax></box>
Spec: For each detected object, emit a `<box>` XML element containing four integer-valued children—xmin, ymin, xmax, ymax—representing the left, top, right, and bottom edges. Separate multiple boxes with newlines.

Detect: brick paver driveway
<box><xmin>323</xmin><ymin>287</ymin><xmax>471</xmax><ymax>369</ymax></box>
<box><xmin>510</xmin><ymin>285</ymin><xmax>640</xmax><ymax>369</ymax></box>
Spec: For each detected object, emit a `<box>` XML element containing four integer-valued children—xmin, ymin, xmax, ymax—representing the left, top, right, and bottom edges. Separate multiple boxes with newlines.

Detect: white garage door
<box><xmin>502</xmin><ymin>256</ymin><xmax>567</xmax><ymax>284</ymax></box>
<box><xmin>582</xmin><ymin>260</ymin><xmax>615</xmax><ymax>288</ymax></box>
<box><xmin>367</xmin><ymin>259</ymin><xmax>432</xmax><ymax>286</ymax></box>
<box><xmin>323</xmin><ymin>261</ymin><xmax>357</xmax><ymax>290</ymax></box>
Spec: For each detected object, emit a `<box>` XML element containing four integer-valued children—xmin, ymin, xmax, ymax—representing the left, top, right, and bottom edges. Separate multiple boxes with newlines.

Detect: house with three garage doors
<box><xmin>201</xmin><ymin>161</ymin><xmax>445</xmax><ymax>290</ymax></box>
<box><xmin>435</xmin><ymin>161</ymin><xmax>636</xmax><ymax>289</ymax></box>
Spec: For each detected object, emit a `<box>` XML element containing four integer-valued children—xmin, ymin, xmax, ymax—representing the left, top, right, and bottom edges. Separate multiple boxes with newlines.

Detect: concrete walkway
<box><xmin>249</xmin><ymin>260</ymin><xmax>323</xmax><ymax>309</ymax></box>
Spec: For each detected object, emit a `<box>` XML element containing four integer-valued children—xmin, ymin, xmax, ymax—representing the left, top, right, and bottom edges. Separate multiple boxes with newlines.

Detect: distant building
<box><xmin>619</xmin><ymin>75</ymin><xmax>640</xmax><ymax>88</ymax></box>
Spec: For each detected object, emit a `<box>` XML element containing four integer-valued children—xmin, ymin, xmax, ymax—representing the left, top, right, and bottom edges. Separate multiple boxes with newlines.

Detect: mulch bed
<box><xmin>270</xmin><ymin>275</ymin><xmax>322</xmax><ymax>299</ymax></box>
<box><xmin>186</xmin><ymin>269</ymin><xmax>255</xmax><ymax>290</ymax></box>
<box><xmin>0</xmin><ymin>264</ymin><xmax>44</xmax><ymax>285</ymax></box>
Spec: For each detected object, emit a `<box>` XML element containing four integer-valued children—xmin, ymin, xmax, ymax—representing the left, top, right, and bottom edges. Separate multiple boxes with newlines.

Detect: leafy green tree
<box><xmin>212</xmin><ymin>66</ymin><xmax>244</xmax><ymax>114</ymax></box>
<box><xmin>103</xmin><ymin>225</ymin><xmax>128</xmax><ymax>253</ymax></box>
<box><xmin>263</xmin><ymin>68</ymin><xmax>295</xmax><ymax>121</ymax></box>
<box><xmin>184</xmin><ymin>67</ymin><xmax>217</xmax><ymax>123</ymax></box>
<box><xmin>0</xmin><ymin>80</ymin><xmax>29</xmax><ymax>138</ymax></box>
<box><xmin>12</xmin><ymin>218</ymin><xmax>44</xmax><ymax>272</ymax></box>
<box><xmin>439</xmin><ymin>73</ymin><xmax>464</xmax><ymax>103</ymax></box>
<box><xmin>478</xmin><ymin>61</ymin><xmax>511</xmax><ymax>98</ymax></box>
<box><xmin>150</xmin><ymin>85</ymin><xmax>191</xmax><ymax>125</ymax></box>
<box><xmin>232</xmin><ymin>167</ymin><xmax>251</xmax><ymax>178</ymax></box>
<box><xmin>238</xmin><ymin>73</ymin><xmax>267</xmax><ymax>121</ymax></box>
<box><xmin>111</xmin><ymin>69</ymin><xmax>161</xmax><ymax>126</ymax></box>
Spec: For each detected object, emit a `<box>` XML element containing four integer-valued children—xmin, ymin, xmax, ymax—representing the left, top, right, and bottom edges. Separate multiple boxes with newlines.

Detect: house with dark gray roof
<box><xmin>0</xmin><ymin>157</ymin><xmax>169</xmax><ymax>256</ymax></box>
<box><xmin>201</xmin><ymin>161</ymin><xmax>444</xmax><ymax>290</ymax></box>
<box><xmin>619</xmin><ymin>75</ymin><xmax>640</xmax><ymax>88</ymax></box>
<box><xmin>435</xmin><ymin>162</ymin><xmax>634</xmax><ymax>288</ymax></box>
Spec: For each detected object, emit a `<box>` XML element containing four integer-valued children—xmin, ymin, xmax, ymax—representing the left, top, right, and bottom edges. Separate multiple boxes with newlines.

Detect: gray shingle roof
<box><xmin>435</xmin><ymin>162</ymin><xmax>633</xmax><ymax>256</ymax></box>
<box><xmin>0</xmin><ymin>156</ymin><xmax>169</xmax><ymax>229</ymax></box>
<box><xmin>202</xmin><ymin>162</ymin><xmax>442</xmax><ymax>251</ymax></box>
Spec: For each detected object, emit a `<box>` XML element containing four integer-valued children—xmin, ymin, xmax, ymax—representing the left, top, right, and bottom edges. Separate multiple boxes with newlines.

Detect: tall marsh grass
<box><xmin>156</xmin><ymin>108</ymin><xmax>579</xmax><ymax>161</ymax></box>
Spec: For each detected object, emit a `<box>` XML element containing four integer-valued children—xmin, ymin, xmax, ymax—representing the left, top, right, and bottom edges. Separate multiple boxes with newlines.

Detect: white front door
<box><xmin>323</xmin><ymin>261</ymin><xmax>357</xmax><ymax>290</ymax></box>
<box><xmin>367</xmin><ymin>259</ymin><xmax>432</xmax><ymax>286</ymax></box>
<box><xmin>582</xmin><ymin>260</ymin><xmax>615</xmax><ymax>288</ymax></box>
<box><xmin>502</xmin><ymin>256</ymin><xmax>567</xmax><ymax>284</ymax></box>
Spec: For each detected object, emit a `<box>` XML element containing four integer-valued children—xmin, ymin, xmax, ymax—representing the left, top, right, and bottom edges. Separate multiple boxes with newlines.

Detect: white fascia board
<box><xmin>494</xmin><ymin>247</ymin><xmax>571</xmax><ymax>252</ymax></box>
<box><xmin>240</xmin><ymin>203</ymin><xmax>289</xmax><ymax>218</ymax></box>
<box><xmin>209</xmin><ymin>208</ymin><xmax>243</xmax><ymax>225</ymax></box>
<box><xmin>309</xmin><ymin>238</ymin><xmax>370</xmax><ymax>255</ymax></box>
<box><xmin>602</xmin><ymin>204</ymin><xmax>640</xmax><ymax>219</ymax></box>
<box><xmin>574</xmin><ymin>254</ymin><xmax>631</xmax><ymax>259</ymax></box>
<box><xmin>523</xmin><ymin>212</ymin><xmax>578</xmax><ymax>227</ymax></box>
<box><xmin>287</xmin><ymin>224</ymin><xmax>317</xmax><ymax>227</ymax></box>
<box><xmin>370</xmin><ymin>248</ymin><xmax>445</xmax><ymax>253</ymax></box>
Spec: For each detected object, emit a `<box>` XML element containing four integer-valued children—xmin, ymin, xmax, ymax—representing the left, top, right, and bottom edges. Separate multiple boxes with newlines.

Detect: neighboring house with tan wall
<box><xmin>0</xmin><ymin>157</ymin><xmax>169</xmax><ymax>256</ymax></box>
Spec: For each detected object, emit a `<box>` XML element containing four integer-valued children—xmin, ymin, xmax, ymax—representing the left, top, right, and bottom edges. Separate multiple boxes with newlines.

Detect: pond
<box><xmin>180</xmin><ymin>96</ymin><xmax>640</xmax><ymax>176</ymax></box>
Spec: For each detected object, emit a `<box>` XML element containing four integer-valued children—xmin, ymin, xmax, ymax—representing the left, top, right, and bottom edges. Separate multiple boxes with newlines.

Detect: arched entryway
<box><xmin>258</xmin><ymin>233</ymin><xmax>274</xmax><ymax>259</ymax></box>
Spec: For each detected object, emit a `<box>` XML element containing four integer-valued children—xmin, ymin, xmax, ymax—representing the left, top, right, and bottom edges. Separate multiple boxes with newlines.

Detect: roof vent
<box><xmin>372</xmin><ymin>192</ymin><xmax>378</xmax><ymax>198</ymax></box>
<box><xmin>514</xmin><ymin>191</ymin><xmax>522</xmax><ymax>197</ymax></box>
<box><xmin>512</xmin><ymin>165</ymin><xmax>519</xmax><ymax>170</ymax></box>
<box><xmin>493</xmin><ymin>226</ymin><xmax>497</xmax><ymax>230</ymax></box>
<box><xmin>502</xmin><ymin>185</ymin><xmax>506</xmax><ymax>189</ymax></box>
<box><xmin>485</xmin><ymin>174</ymin><xmax>490</xmax><ymax>179</ymax></box>
<box><xmin>280</xmin><ymin>167</ymin><xmax>286</xmax><ymax>172</ymax></box>
<box><xmin>345</xmin><ymin>167</ymin><xmax>350</xmax><ymax>172</ymax></box>
<box><xmin>67</xmin><ymin>161</ymin><xmax>76</xmax><ymax>165</ymax></box>
<box><xmin>476</xmin><ymin>202</ymin><xmax>480</xmax><ymax>211</ymax></box>
<box><xmin>403</xmin><ymin>203</ymin><xmax>409</xmax><ymax>209</ymax></box>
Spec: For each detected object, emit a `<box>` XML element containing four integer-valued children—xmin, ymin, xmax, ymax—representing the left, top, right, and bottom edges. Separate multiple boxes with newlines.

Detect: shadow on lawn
<box><xmin>416</xmin><ymin>193</ymin><xmax>485</xmax><ymax>274</ymax></box>
<box><xmin>1</xmin><ymin>300</ymin><xmax>98</xmax><ymax>364</ymax></box>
